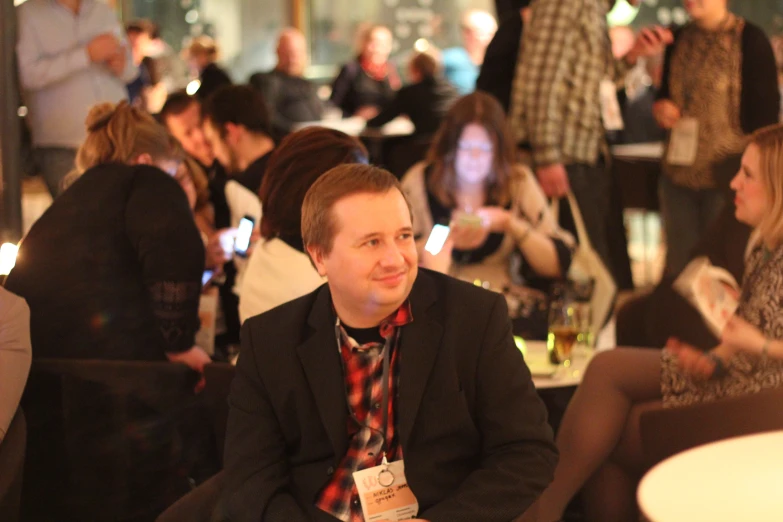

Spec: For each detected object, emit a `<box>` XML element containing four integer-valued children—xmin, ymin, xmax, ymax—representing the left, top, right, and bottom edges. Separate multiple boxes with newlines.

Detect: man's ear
<box><xmin>134</xmin><ymin>153</ymin><xmax>154</xmax><ymax>166</ymax></box>
<box><xmin>307</xmin><ymin>245</ymin><xmax>328</xmax><ymax>277</ymax></box>
<box><xmin>224</xmin><ymin>122</ymin><xmax>242</xmax><ymax>144</ymax></box>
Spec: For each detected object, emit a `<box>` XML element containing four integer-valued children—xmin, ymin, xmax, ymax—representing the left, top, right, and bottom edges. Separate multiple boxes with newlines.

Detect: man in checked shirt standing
<box><xmin>218</xmin><ymin>164</ymin><xmax>557</xmax><ymax>521</ymax></box>
<box><xmin>509</xmin><ymin>0</ymin><xmax>671</xmax><ymax>270</ymax></box>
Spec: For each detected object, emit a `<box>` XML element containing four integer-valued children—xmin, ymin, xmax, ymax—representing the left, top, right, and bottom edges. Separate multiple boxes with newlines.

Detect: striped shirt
<box><xmin>510</xmin><ymin>0</ymin><xmax>628</xmax><ymax>166</ymax></box>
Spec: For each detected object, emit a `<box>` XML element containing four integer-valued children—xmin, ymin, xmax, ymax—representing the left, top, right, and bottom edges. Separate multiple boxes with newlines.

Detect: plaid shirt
<box><xmin>510</xmin><ymin>0</ymin><xmax>629</xmax><ymax>166</ymax></box>
<box><xmin>315</xmin><ymin>302</ymin><xmax>413</xmax><ymax>522</ymax></box>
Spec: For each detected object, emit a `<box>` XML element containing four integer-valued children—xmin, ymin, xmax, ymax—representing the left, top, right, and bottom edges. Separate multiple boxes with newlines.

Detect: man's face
<box><xmin>203</xmin><ymin>119</ymin><xmax>240</xmax><ymax>173</ymax></box>
<box><xmin>127</xmin><ymin>31</ymin><xmax>151</xmax><ymax>63</ymax></box>
<box><xmin>164</xmin><ymin>102</ymin><xmax>214</xmax><ymax>167</ymax></box>
<box><xmin>310</xmin><ymin>190</ymin><xmax>418</xmax><ymax>320</ymax></box>
<box><xmin>278</xmin><ymin>33</ymin><xmax>308</xmax><ymax>77</ymax></box>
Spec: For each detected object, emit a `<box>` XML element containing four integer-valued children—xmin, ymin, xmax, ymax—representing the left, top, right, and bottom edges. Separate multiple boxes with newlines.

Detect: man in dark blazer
<box><xmin>366</xmin><ymin>51</ymin><xmax>458</xmax><ymax>137</ymax></box>
<box><xmin>219</xmin><ymin>164</ymin><xmax>557</xmax><ymax>521</ymax></box>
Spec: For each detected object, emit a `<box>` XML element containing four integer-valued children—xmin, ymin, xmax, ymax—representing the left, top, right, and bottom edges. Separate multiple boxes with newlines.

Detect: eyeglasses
<box><xmin>457</xmin><ymin>142</ymin><xmax>493</xmax><ymax>154</ymax></box>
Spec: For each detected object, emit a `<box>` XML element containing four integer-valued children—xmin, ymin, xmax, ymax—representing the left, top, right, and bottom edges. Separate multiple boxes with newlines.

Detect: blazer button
<box><xmin>373</xmin><ymin>402</ymin><xmax>381</xmax><ymax>410</ymax></box>
<box><xmin>327</xmin><ymin>466</ymin><xmax>335</xmax><ymax>476</ymax></box>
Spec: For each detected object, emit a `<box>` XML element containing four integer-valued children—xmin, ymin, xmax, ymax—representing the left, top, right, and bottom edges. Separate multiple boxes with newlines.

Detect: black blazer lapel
<box><xmin>397</xmin><ymin>271</ymin><xmax>444</xmax><ymax>448</ymax></box>
<box><xmin>296</xmin><ymin>286</ymin><xmax>348</xmax><ymax>460</ymax></box>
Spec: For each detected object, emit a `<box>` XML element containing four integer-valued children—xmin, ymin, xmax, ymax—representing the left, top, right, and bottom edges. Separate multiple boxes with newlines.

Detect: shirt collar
<box><xmin>52</xmin><ymin>0</ymin><xmax>94</xmax><ymax>16</ymax></box>
<box><xmin>336</xmin><ymin>300</ymin><xmax>413</xmax><ymax>351</ymax></box>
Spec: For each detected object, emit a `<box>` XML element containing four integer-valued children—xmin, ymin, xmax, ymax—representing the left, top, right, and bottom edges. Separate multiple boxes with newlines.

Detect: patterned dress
<box><xmin>662</xmin><ymin>243</ymin><xmax>783</xmax><ymax>407</ymax></box>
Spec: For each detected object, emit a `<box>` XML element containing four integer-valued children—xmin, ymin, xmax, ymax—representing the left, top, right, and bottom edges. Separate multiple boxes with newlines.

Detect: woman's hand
<box><xmin>722</xmin><ymin>316</ymin><xmax>767</xmax><ymax>355</ymax></box>
<box><xmin>166</xmin><ymin>346</ymin><xmax>212</xmax><ymax>392</ymax></box>
<box><xmin>355</xmin><ymin>105</ymin><xmax>380</xmax><ymax>120</ymax></box>
<box><xmin>448</xmin><ymin>222</ymin><xmax>489</xmax><ymax>251</ymax></box>
<box><xmin>205</xmin><ymin>228</ymin><xmax>236</xmax><ymax>268</ymax></box>
<box><xmin>477</xmin><ymin>206</ymin><xmax>512</xmax><ymax>233</ymax></box>
<box><xmin>652</xmin><ymin>99</ymin><xmax>681</xmax><ymax>129</ymax></box>
<box><xmin>666</xmin><ymin>337</ymin><xmax>723</xmax><ymax>381</ymax></box>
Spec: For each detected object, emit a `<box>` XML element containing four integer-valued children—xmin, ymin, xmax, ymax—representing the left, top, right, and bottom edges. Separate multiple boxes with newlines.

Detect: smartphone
<box><xmin>424</xmin><ymin>224</ymin><xmax>450</xmax><ymax>255</ymax></box>
<box><xmin>201</xmin><ymin>269</ymin><xmax>215</xmax><ymax>287</ymax></box>
<box><xmin>234</xmin><ymin>215</ymin><xmax>255</xmax><ymax>257</ymax></box>
<box><xmin>456</xmin><ymin>212</ymin><xmax>484</xmax><ymax>228</ymax></box>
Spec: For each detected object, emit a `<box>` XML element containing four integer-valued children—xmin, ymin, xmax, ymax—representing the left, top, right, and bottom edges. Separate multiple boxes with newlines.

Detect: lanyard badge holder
<box><xmin>335</xmin><ymin>321</ymin><xmax>419</xmax><ymax>521</ymax></box>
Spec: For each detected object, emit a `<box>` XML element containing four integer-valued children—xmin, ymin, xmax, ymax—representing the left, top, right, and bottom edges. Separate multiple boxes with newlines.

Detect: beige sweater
<box><xmin>0</xmin><ymin>287</ymin><xmax>32</xmax><ymax>442</ymax></box>
<box><xmin>401</xmin><ymin>162</ymin><xmax>574</xmax><ymax>290</ymax></box>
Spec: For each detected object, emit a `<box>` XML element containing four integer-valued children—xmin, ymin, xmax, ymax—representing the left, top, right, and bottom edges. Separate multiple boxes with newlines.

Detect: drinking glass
<box><xmin>548</xmin><ymin>299</ymin><xmax>579</xmax><ymax>365</ymax></box>
<box><xmin>574</xmin><ymin>301</ymin><xmax>594</xmax><ymax>352</ymax></box>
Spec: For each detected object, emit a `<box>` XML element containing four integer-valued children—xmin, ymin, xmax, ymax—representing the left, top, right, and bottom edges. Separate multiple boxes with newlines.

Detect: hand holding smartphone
<box><xmin>424</xmin><ymin>224</ymin><xmax>451</xmax><ymax>255</ymax></box>
<box><xmin>454</xmin><ymin>211</ymin><xmax>484</xmax><ymax>229</ymax></box>
<box><xmin>233</xmin><ymin>215</ymin><xmax>255</xmax><ymax>258</ymax></box>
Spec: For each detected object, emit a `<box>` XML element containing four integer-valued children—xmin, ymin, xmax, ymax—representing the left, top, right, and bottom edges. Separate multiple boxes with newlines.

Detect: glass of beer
<box><xmin>548</xmin><ymin>300</ymin><xmax>579</xmax><ymax>365</ymax></box>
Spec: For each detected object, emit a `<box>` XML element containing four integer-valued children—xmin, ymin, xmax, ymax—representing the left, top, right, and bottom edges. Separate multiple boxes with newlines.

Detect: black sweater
<box><xmin>330</xmin><ymin>60</ymin><xmax>395</xmax><ymax>117</ymax></box>
<box><xmin>367</xmin><ymin>76</ymin><xmax>458</xmax><ymax>135</ymax></box>
<box><xmin>6</xmin><ymin>164</ymin><xmax>205</xmax><ymax>361</ymax></box>
<box><xmin>476</xmin><ymin>12</ymin><xmax>524</xmax><ymax>113</ymax></box>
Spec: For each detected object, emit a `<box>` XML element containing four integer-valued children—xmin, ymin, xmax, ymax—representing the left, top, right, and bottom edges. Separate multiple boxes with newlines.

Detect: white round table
<box><xmin>522</xmin><ymin>340</ymin><xmax>593</xmax><ymax>389</ymax></box>
<box><xmin>292</xmin><ymin>116</ymin><xmax>414</xmax><ymax>138</ymax></box>
<box><xmin>638</xmin><ymin>430</ymin><xmax>783</xmax><ymax>522</ymax></box>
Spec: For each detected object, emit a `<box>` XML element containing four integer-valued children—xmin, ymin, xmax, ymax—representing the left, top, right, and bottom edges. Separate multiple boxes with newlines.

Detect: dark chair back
<box><xmin>641</xmin><ymin>386</ymin><xmax>783</xmax><ymax>464</ymax></box>
<box><xmin>203</xmin><ymin>363</ymin><xmax>236</xmax><ymax>466</ymax></box>
<box><xmin>381</xmin><ymin>135</ymin><xmax>433</xmax><ymax>179</ymax></box>
<box><xmin>0</xmin><ymin>409</ymin><xmax>26</xmax><ymax>522</ymax></box>
<box><xmin>156</xmin><ymin>471</ymin><xmax>226</xmax><ymax>522</ymax></box>
<box><xmin>21</xmin><ymin>358</ymin><xmax>219</xmax><ymax>522</ymax></box>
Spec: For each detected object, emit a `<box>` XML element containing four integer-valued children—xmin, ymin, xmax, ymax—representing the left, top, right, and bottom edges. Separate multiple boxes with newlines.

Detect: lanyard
<box><xmin>335</xmin><ymin>321</ymin><xmax>397</xmax><ymax>456</ymax></box>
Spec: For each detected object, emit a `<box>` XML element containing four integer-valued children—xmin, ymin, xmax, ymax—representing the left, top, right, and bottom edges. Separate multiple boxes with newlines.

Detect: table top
<box><xmin>611</xmin><ymin>142</ymin><xmax>664</xmax><ymax>161</ymax></box>
<box><xmin>521</xmin><ymin>340</ymin><xmax>593</xmax><ymax>389</ymax></box>
<box><xmin>292</xmin><ymin>116</ymin><xmax>414</xmax><ymax>138</ymax></box>
<box><xmin>638</xmin><ymin>430</ymin><xmax>783</xmax><ymax>522</ymax></box>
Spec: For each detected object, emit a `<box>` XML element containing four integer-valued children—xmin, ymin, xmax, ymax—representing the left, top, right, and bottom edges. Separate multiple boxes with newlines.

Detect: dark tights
<box><xmin>526</xmin><ymin>348</ymin><xmax>665</xmax><ymax>522</ymax></box>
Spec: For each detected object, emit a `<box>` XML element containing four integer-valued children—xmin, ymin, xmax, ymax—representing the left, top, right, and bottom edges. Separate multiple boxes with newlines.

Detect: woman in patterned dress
<box><xmin>524</xmin><ymin>123</ymin><xmax>783</xmax><ymax>522</ymax></box>
<box><xmin>652</xmin><ymin>0</ymin><xmax>779</xmax><ymax>277</ymax></box>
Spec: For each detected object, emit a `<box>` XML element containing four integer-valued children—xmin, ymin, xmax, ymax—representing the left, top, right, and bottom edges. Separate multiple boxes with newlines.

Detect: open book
<box><xmin>673</xmin><ymin>257</ymin><xmax>740</xmax><ymax>337</ymax></box>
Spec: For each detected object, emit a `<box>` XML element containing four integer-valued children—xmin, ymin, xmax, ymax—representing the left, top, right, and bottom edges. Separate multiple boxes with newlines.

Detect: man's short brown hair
<box><xmin>301</xmin><ymin>164</ymin><xmax>411</xmax><ymax>255</ymax></box>
<box><xmin>409</xmin><ymin>51</ymin><xmax>440</xmax><ymax>79</ymax></box>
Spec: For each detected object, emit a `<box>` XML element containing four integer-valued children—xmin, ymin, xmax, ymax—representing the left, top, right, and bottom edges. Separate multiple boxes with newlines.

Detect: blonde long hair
<box><xmin>746</xmin><ymin>123</ymin><xmax>783</xmax><ymax>252</ymax></box>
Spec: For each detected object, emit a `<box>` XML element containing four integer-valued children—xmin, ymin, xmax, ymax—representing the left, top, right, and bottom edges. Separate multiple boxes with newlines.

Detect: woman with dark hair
<box><xmin>238</xmin><ymin>127</ymin><xmax>368</xmax><ymax>321</ymax></box>
<box><xmin>5</xmin><ymin>101</ymin><xmax>209</xmax><ymax>372</ymax></box>
<box><xmin>401</xmin><ymin>92</ymin><xmax>572</xmax><ymax>292</ymax></box>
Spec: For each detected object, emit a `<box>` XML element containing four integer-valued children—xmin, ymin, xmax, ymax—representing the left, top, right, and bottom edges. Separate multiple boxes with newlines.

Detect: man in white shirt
<box><xmin>17</xmin><ymin>0</ymin><xmax>138</xmax><ymax>196</ymax></box>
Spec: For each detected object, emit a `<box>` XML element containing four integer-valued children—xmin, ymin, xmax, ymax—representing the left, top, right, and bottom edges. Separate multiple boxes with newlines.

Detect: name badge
<box><xmin>352</xmin><ymin>458</ymin><xmax>419</xmax><ymax>521</ymax></box>
<box><xmin>667</xmin><ymin>117</ymin><xmax>700</xmax><ymax>166</ymax></box>
<box><xmin>599</xmin><ymin>79</ymin><xmax>624</xmax><ymax>131</ymax></box>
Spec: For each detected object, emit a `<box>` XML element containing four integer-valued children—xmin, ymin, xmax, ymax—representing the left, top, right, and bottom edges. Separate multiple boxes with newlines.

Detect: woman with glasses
<box><xmin>401</xmin><ymin>92</ymin><xmax>572</xmax><ymax>301</ymax></box>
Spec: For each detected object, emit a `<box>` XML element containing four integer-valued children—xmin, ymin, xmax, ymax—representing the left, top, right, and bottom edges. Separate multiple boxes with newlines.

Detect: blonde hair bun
<box><xmin>85</xmin><ymin>102</ymin><xmax>121</xmax><ymax>132</ymax></box>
